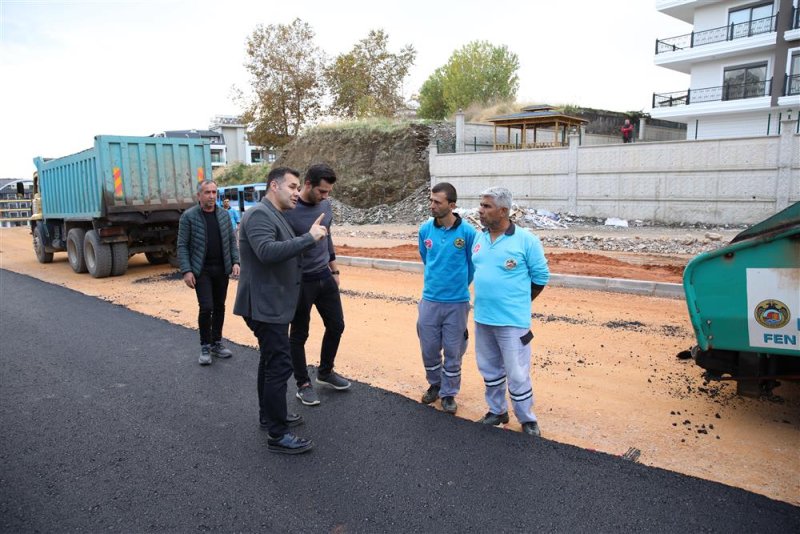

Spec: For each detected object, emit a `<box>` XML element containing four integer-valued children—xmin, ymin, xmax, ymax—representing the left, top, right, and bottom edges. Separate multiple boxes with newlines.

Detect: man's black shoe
<box><xmin>522</xmin><ymin>421</ymin><xmax>541</xmax><ymax>437</ymax></box>
<box><xmin>267</xmin><ymin>433</ymin><xmax>313</xmax><ymax>455</ymax></box>
<box><xmin>441</xmin><ymin>396</ymin><xmax>457</xmax><ymax>414</ymax></box>
<box><xmin>260</xmin><ymin>413</ymin><xmax>304</xmax><ymax>430</ymax></box>
<box><xmin>421</xmin><ymin>384</ymin><xmax>440</xmax><ymax>404</ymax></box>
<box><xmin>478</xmin><ymin>411</ymin><xmax>510</xmax><ymax>426</ymax></box>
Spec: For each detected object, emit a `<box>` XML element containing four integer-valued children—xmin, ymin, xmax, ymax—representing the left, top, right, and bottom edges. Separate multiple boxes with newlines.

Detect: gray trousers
<box><xmin>416</xmin><ymin>299</ymin><xmax>470</xmax><ymax>398</ymax></box>
<box><xmin>474</xmin><ymin>322</ymin><xmax>537</xmax><ymax>423</ymax></box>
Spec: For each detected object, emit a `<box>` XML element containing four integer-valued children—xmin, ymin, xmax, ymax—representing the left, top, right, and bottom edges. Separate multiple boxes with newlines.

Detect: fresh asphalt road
<box><xmin>1</xmin><ymin>269</ymin><xmax>798</xmax><ymax>533</ymax></box>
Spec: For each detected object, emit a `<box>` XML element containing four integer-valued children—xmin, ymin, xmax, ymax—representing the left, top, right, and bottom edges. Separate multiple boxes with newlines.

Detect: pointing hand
<box><xmin>309</xmin><ymin>213</ymin><xmax>327</xmax><ymax>242</ymax></box>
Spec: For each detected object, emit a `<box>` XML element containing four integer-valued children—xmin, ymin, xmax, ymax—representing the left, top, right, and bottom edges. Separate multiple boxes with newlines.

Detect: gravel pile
<box><xmin>537</xmin><ymin>234</ymin><xmax>730</xmax><ymax>256</ymax></box>
<box><xmin>331</xmin><ymin>185</ymin><xmax>746</xmax><ymax>256</ymax></box>
<box><xmin>331</xmin><ymin>186</ymin><xmax>430</xmax><ymax>225</ymax></box>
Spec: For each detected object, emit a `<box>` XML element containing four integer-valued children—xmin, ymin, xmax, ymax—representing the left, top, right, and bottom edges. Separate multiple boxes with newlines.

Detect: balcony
<box><xmin>653</xmin><ymin>79</ymin><xmax>773</xmax><ymax>108</ymax></box>
<box><xmin>656</xmin><ymin>15</ymin><xmax>777</xmax><ymax>54</ymax></box>
<box><xmin>786</xmin><ymin>74</ymin><xmax>800</xmax><ymax>97</ymax></box>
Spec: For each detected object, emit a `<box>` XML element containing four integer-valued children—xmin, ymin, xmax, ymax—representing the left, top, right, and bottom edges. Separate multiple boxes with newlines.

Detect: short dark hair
<box><xmin>431</xmin><ymin>182</ymin><xmax>457</xmax><ymax>203</ymax></box>
<box><xmin>305</xmin><ymin>163</ymin><xmax>337</xmax><ymax>187</ymax></box>
<box><xmin>267</xmin><ymin>166</ymin><xmax>300</xmax><ymax>187</ymax></box>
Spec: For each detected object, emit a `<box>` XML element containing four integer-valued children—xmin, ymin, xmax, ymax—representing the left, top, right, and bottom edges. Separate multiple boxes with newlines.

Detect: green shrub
<box><xmin>214</xmin><ymin>163</ymin><xmax>271</xmax><ymax>185</ymax></box>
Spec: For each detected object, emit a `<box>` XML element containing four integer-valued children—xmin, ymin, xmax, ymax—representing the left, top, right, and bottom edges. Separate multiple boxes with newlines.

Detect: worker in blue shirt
<box><xmin>417</xmin><ymin>182</ymin><xmax>477</xmax><ymax>414</ymax></box>
<box><xmin>223</xmin><ymin>198</ymin><xmax>241</xmax><ymax>234</ymax></box>
<box><xmin>471</xmin><ymin>187</ymin><xmax>549</xmax><ymax>437</ymax></box>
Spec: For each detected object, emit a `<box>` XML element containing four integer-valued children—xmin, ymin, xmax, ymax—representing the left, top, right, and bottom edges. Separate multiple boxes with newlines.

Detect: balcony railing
<box><xmin>653</xmin><ymin>79</ymin><xmax>773</xmax><ymax>108</ymax></box>
<box><xmin>656</xmin><ymin>15</ymin><xmax>777</xmax><ymax>54</ymax></box>
<box><xmin>786</xmin><ymin>74</ymin><xmax>800</xmax><ymax>96</ymax></box>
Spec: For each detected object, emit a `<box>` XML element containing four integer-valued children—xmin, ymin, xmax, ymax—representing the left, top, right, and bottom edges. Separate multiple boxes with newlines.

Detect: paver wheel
<box><xmin>67</xmin><ymin>228</ymin><xmax>87</xmax><ymax>273</ymax></box>
<box><xmin>111</xmin><ymin>242</ymin><xmax>129</xmax><ymax>276</ymax></box>
<box><xmin>33</xmin><ymin>224</ymin><xmax>53</xmax><ymax>263</ymax></box>
<box><xmin>84</xmin><ymin>230</ymin><xmax>112</xmax><ymax>278</ymax></box>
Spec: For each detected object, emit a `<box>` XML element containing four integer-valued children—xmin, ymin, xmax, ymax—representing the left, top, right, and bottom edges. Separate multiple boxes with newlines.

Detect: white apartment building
<box><xmin>153</xmin><ymin>116</ymin><xmax>274</xmax><ymax>168</ymax></box>
<box><xmin>651</xmin><ymin>0</ymin><xmax>800</xmax><ymax>139</ymax></box>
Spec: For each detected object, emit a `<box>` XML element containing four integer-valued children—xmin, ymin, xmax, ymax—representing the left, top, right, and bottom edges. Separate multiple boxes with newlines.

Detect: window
<box><xmin>724</xmin><ymin>63</ymin><xmax>768</xmax><ymax>100</ymax></box>
<box><xmin>728</xmin><ymin>2</ymin><xmax>774</xmax><ymax>39</ymax></box>
<box><xmin>788</xmin><ymin>52</ymin><xmax>800</xmax><ymax>95</ymax></box>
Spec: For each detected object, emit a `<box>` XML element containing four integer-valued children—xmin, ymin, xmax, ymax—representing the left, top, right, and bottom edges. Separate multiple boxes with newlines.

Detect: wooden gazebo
<box><xmin>488</xmin><ymin>105</ymin><xmax>588</xmax><ymax>150</ymax></box>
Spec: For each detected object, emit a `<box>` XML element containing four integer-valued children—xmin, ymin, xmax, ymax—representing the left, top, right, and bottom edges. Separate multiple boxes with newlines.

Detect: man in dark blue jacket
<box><xmin>177</xmin><ymin>180</ymin><xmax>240</xmax><ymax>366</ymax></box>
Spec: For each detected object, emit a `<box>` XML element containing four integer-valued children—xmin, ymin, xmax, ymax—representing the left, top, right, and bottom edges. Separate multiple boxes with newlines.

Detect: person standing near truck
<box><xmin>178</xmin><ymin>180</ymin><xmax>240</xmax><ymax>366</ymax></box>
<box><xmin>417</xmin><ymin>182</ymin><xmax>476</xmax><ymax>415</ymax></box>
<box><xmin>223</xmin><ymin>198</ymin><xmax>241</xmax><ymax>234</ymax></box>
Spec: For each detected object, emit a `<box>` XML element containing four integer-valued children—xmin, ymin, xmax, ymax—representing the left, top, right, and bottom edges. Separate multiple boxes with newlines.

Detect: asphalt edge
<box><xmin>336</xmin><ymin>256</ymin><xmax>685</xmax><ymax>300</ymax></box>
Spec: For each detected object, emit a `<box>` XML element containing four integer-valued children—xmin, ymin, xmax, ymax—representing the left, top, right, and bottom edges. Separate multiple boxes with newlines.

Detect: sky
<box><xmin>0</xmin><ymin>0</ymin><xmax>692</xmax><ymax>178</ymax></box>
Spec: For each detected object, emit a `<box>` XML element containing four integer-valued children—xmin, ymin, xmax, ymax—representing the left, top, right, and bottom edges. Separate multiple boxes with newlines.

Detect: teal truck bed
<box><xmin>31</xmin><ymin>135</ymin><xmax>212</xmax><ymax>278</ymax></box>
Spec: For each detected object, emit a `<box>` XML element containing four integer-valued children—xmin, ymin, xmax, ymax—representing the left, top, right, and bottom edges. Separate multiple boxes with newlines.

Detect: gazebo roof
<box><xmin>488</xmin><ymin>105</ymin><xmax>588</xmax><ymax>127</ymax></box>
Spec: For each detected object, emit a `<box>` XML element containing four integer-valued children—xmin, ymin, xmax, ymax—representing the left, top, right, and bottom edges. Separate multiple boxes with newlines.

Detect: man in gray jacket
<box><xmin>234</xmin><ymin>167</ymin><xmax>328</xmax><ymax>455</ymax></box>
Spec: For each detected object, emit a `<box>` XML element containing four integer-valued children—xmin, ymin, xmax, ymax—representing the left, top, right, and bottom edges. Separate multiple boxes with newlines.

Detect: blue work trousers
<box><xmin>416</xmin><ymin>299</ymin><xmax>470</xmax><ymax>398</ymax></box>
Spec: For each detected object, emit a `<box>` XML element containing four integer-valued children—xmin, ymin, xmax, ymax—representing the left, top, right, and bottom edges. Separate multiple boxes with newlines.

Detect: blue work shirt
<box><xmin>472</xmin><ymin>223</ymin><xmax>549</xmax><ymax>328</ymax></box>
<box><xmin>418</xmin><ymin>213</ymin><xmax>477</xmax><ymax>303</ymax></box>
<box><xmin>227</xmin><ymin>206</ymin><xmax>241</xmax><ymax>232</ymax></box>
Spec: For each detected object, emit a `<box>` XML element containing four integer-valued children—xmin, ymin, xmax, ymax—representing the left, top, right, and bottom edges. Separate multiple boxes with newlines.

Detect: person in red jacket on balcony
<box><xmin>621</xmin><ymin>119</ymin><xmax>634</xmax><ymax>143</ymax></box>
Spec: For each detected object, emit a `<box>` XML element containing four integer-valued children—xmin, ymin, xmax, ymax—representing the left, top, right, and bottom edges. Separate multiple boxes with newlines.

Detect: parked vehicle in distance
<box><xmin>683</xmin><ymin>201</ymin><xmax>800</xmax><ymax>396</ymax></box>
<box><xmin>216</xmin><ymin>182</ymin><xmax>266</xmax><ymax>212</ymax></box>
<box><xmin>32</xmin><ymin>135</ymin><xmax>211</xmax><ymax>278</ymax></box>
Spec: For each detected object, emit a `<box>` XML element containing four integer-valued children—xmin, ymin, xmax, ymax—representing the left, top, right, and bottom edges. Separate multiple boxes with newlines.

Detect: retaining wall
<box><xmin>431</xmin><ymin>120</ymin><xmax>799</xmax><ymax>224</ymax></box>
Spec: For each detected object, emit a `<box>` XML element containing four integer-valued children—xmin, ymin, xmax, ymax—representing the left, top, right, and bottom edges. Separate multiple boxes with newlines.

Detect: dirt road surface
<box><xmin>1</xmin><ymin>226</ymin><xmax>798</xmax><ymax>505</ymax></box>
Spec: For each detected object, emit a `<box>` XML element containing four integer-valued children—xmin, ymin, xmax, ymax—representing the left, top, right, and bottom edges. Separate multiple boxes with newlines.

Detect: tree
<box><xmin>324</xmin><ymin>29</ymin><xmax>416</xmax><ymax>118</ymax></box>
<box><xmin>241</xmin><ymin>19</ymin><xmax>325</xmax><ymax>147</ymax></box>
<box><xmin>417</xmin><ymin>41</ymin><xmax>519</xmax><ymax>119</ymax></box>
<box><xmin>417</xmin><ymin>68</ymin><xmax>447</xmax><ymax>120</ymax></box>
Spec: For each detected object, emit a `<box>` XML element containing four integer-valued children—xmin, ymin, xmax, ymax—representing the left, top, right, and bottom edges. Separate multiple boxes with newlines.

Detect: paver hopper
<box><xmin>683</xmin><ymin>202</ymin><xmax>800</xmax><ymax>396</ymax></box>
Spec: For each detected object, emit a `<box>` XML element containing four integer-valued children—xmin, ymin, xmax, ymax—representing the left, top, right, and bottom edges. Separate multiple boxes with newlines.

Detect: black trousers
<box><xmin>194</xmin><ymin>265</ymin><xmax>229</xmax><ymax>346</ymax></box>
<box><xmin>244</xmin><ymin>318</ymin><xmax>293</xmax><ymax>438</ymax></box>
<box><xmin>289</xmin><ymin>276</ymin><xmax>345</xmax><ymax>387</ymax></box>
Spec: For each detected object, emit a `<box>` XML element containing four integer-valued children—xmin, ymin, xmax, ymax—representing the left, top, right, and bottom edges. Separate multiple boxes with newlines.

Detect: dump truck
<box><xmin>32</xmin><ymin>135</ymin><xmax>211</xmax><ymax>278</ymax></box>
<box><xmin>683</xmin><ymin>201</ymin><xmax>800</xmax><ymax>396</ymax></box>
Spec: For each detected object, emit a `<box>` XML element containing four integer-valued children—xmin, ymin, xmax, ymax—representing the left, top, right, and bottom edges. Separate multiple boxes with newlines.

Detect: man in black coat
<box><xmin>234</xmin><ymin>167</ymin><xmax>328</xmax><ymax>455</ymax></box>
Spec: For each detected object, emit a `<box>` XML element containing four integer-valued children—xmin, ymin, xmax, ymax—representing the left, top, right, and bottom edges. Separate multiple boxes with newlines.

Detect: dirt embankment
<box><xmin>273</xmin><ymin>123</ymin><xmax>433</xmax><ymax>208</ymax></box>
<box><xmin>1</xmin><ymin>226</ymin><xmax>798</xmax><ymax>506</ymax></box>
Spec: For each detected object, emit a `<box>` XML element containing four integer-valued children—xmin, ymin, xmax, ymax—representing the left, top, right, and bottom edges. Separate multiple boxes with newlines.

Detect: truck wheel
<box><xmin>66</xmin><ymin>228</ymin><xmax>88</xmax><ymax>273</ymax></box>
<box><xmin>145</xmin><ymin>251</ymin><xmax>169</xmax><ymax>265</ymax></box>
<box><xmin>167</xmin><ymin>250</ymin><xmax>180</xmax><ymax>268</ymax></box>
<box><xmin>111</xmin><ymin>242</ymin><xmax>129</xmax><ymax>276</ymax></box>
<box><xmin>84</xmin><ymin>230</ymin><xmax>112</xmax><ymax>278</ymax></box>
<box><xmin>33</xmin><ymin>224</ymin><xmax>53</xmax><ymax>263</ymax></box>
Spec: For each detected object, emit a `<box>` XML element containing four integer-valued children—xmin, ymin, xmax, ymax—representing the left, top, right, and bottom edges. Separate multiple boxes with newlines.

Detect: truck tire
<box><xmin>167</xmin><ymin>250</ymin><xmax>180</xmax><ymax>268</ymax></box>
<box><xmin>84</xmin><ymin>230</ymin><xmax>112</xmax><ymax>278</ymax></box>
<box><xmin>110</xmin><ymin>242</ymin><xmax>129</xmax><ymax>276</ymax></box>
<box><xmin>33</xmin><ymin>224</ymin><xmax>54</xmax><ymax>264</ymax></box>
<box><xmin>66</xmin><ymin>228</ymin><xmax>88</xmax><ymax>273</ymax></box>
<box><xmin>145</xmin><ymin>251</ymin><xmax>169</xmax><ymax>265</ymax></box>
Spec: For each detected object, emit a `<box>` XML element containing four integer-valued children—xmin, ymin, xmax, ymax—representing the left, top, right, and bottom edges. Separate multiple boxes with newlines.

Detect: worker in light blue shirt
<box><xmin>223</xmin><ymin>198</ymin><xmax>241</xmax><ymax>234</ymax></box>
<box><xmin>417</xmin><ymin>182</ymin><xmax>477</xmax><ymax>415</ymax></box>
<box><xmin>471</xmin><ymin>186</ymin><xmax>549</xmax><ymax>438</ymax></box>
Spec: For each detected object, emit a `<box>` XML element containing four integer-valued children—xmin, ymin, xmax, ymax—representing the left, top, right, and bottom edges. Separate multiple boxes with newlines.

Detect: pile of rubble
<box><xmin>331</xmin><ymin>186</ymin><xmax>430</xmax><ymax>225</ymax></box>
<box><xmin>330</xmin><ymin>185</ymin><xmax>744</xmax><ymax>256</ymax></box>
